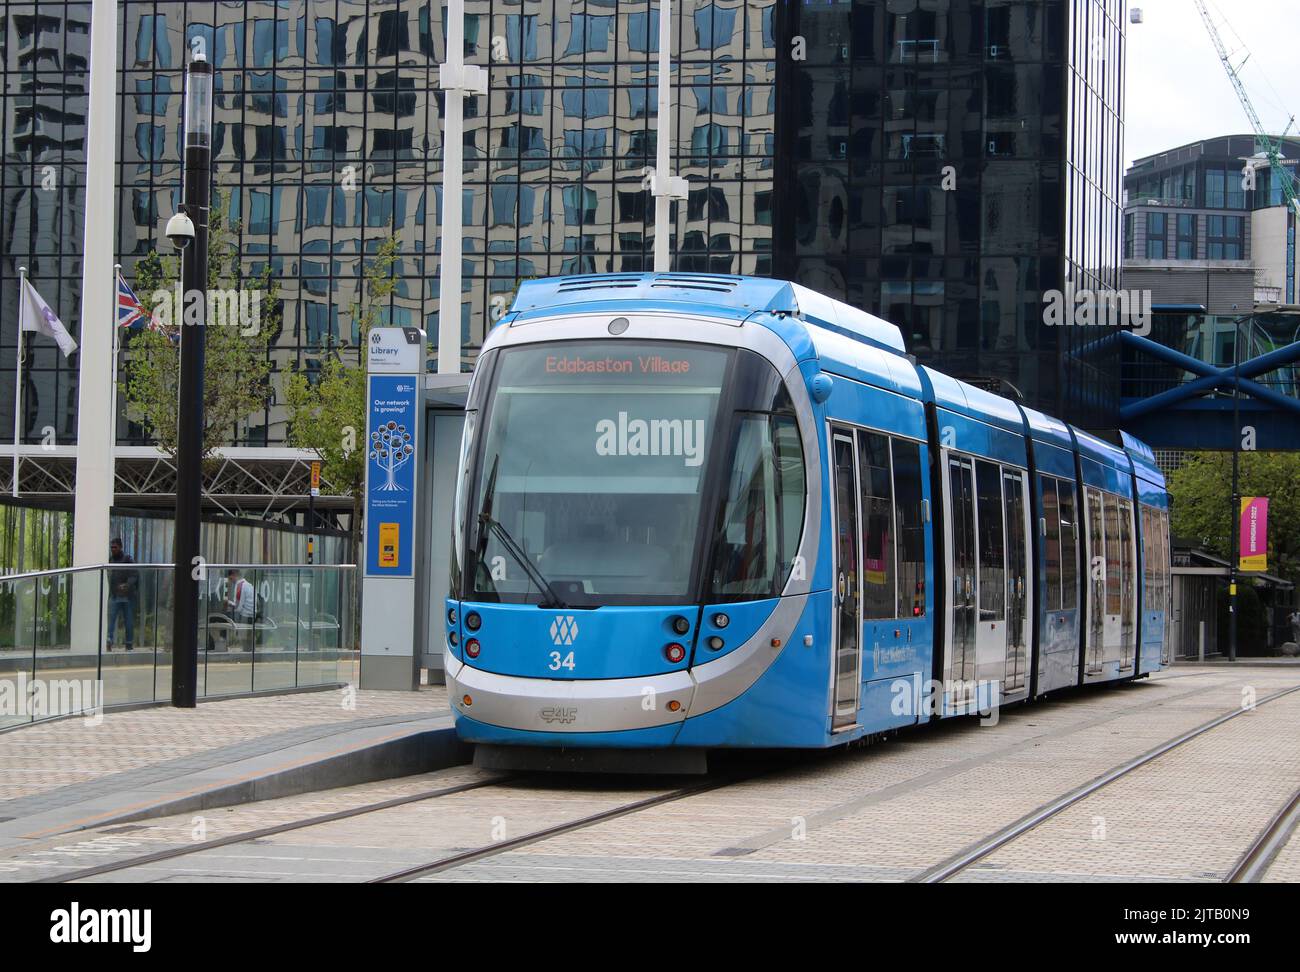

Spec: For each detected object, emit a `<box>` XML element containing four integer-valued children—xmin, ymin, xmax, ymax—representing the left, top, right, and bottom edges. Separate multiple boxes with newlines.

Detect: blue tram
<box><xmin>443</xmin><ymin>274</ymin><xmax>1171</xmax><ymax>770</ymax></box>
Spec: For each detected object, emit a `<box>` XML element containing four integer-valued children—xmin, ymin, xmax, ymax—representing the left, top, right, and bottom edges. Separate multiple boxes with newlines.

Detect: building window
<box><xmin>694</xmin><ymin>4</ymin><xmax>738</xmax><ymax>51</ymax></box>
<box><xmin>1207</xmin><ymin>215</ymin><xmax>1243</xmax><ymax>259</ymax></box>
<box><xmin>1146</xmin><ymin>212</ymin><xmax>1166</xmax><ymax>259</ymax></box>
<box><xmin>564</xmin><ymin>15</ymin><xmax>611</xmax><ymax>55</ymax></box>
<box><xmin>1205</xmin><ymin>168</ymin><xmax>1225</xmax><ymax>208</ymax></box>
<box><xmin>1124</xmin><ymin>212</ymin><xmax>1134</xmax><ymax>259</ymax></box>
<box><xmin>1226</xmin><ymin>170</ymin><xmax>1246</xmax><ymax>209</ymax></box>
<box><xmin>1176</xmin><ymin>213</ymin><xmax>1196</xmax><ymax>259</ymax></box>
<box><xmin>626</xmin><ymin>11</ymin><xmax>660</xmax><ymax>53</ymax></box>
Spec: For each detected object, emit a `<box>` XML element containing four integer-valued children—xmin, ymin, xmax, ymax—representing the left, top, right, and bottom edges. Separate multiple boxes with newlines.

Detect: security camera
<box><xmin>165</xmin><ymin>212</ymin><xmax>196</xmax><ymax>251</ymax></box>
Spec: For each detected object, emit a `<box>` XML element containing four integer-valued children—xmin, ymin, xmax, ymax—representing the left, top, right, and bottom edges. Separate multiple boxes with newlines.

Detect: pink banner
<box><xmin>1239</xmin><ymin>497</ymin><xmax>1269</xmax><ymax>571</ymax></box>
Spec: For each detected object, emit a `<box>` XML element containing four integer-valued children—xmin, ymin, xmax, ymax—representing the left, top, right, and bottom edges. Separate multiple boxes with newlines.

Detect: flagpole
<box><xmin>111</xmin><ymin>264</ymin><xmax>121</xmax><ymax>458</ymax></box>
<box><xmin>13</xmin><ymin>266</ymin><xmax>25</xmax><ymax>498</ymax></box>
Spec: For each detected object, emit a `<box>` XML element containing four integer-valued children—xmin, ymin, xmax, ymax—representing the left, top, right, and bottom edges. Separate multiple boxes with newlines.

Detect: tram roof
<box><xmin>1018</xmin><ymin>405</ymin><xmax>1074</xmax><ymax>449</ymax></box>
<box><xmin>1119</xmin><ymin>430</ymin><xmax>1166</xmax><ymax>489</ymax></box>
<box><xmin>509</xmin><ymin>273</ymin><xmax>908</xmax><ymax>354</ymax></box>
<box><xmin>918</xmin><ymin>366</ymin><xmax>1027</xmax><ymax>435</ymax></box>
<box><xmin>1073</xmin><ymin>426</ymin><xmax>1134</xmax><ymax>477</ymax></box>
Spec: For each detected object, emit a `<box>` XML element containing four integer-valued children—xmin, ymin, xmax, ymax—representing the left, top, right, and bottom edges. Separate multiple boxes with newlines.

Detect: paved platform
<box><xmin>3</xmin><ymin>664</ymin><xmax>1296</xmax><ymax>882</ymax></box>
<box><xmin>0</xmin><ymin>684</ymin><xmax>457</xmax><ymax>852</ymax></box>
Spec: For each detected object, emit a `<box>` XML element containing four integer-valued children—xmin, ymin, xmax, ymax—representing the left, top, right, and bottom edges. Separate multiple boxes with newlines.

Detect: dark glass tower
<box><xmin>0</xmin><ymin>0</ymin><xmax>1128</xmax><ymax>463</ymax></box>
<box><xmin>775</xmin><ymin>0</ymin><xmax>1125</xmax><ymax>429</ymax></box>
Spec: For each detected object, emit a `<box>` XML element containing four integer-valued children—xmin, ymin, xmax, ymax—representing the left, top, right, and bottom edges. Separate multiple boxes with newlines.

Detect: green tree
<box><xmin>283</xmin><ymin>236</ymin><xmax>400</xmax><ymax>552</ymax></box>
<box><xmin>1168</xmin><ymin>451</ymin><xmax>1300</xmax><ymax>585</ymax></box>
<box><xmin>122</xmin><ymin>190</ymin><xmax>277</xmax><ymax>464</ymax></box>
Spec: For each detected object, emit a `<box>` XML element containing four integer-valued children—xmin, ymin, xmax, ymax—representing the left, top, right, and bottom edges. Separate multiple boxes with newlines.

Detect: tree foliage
<box><xmin>121</xmin><ymin>191</ymin><xmax>276</xmax><ymax>463</ymax></box>
<box><xmin>283</xmin><ymin>236</ymin><xmax>400</xmax><ymax>542</ymax></box>
<box><xmin>1168</xmin><ymin>451</ymin><xmax>1300</xmax><ymax>584</ymax></box>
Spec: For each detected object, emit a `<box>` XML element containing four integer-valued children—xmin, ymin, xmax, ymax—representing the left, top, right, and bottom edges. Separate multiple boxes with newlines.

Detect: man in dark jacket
<box><xmin>107</xmin><ymin>538</ymin><xmax>137</xmax><ymax>652</ymax></box>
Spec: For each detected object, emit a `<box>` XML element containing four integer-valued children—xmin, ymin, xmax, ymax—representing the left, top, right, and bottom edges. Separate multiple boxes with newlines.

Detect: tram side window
<box><xmin>1042</xmin><ymin>476</ymin><xmax>1062</xmax><ymax>611</ymax></box>
<box><xmin>1104</xmin><ymin>494</ymin><xmax>1122</xmax><ymax>615</ymax></box>
<box><xmin>772</xmin><ymin>415</ymin><xmax>806</xmax><ymax>583</ymax></box>
<box><xmin>1165</xmin><ymin>513</ymin><xmax>1173</xmax><ymax>607</ymax></box>
<box><xmin>710</xmin><ymin>413</ymin><xmax>805</xmax><ymax>599</ymax></box>
<box><xmin>893</xmin><ymin>439</ymin><xmax>926</xmax><ymax>618</ymax></box>
<box><xmin>1119</xmin><ymin>499</ymin><xmax>1135</xmax><ymax>627</ymax></box>
<box><xmin>1086</xmin><ymin>489</ymin><xmax>1106</xmax><ymax>635</ymax></box>
<box><xmin>975</xmin><ymin>459</ymin><xmax>1005</xmax><ymax>621</ymax></box>
<box><xmin>1059</xmin><ymin>482</ymin><xmax>1078</xmax><ymax>610</ymax></box>
<box><xmin>857</xmin><ymin>430</ymin><xmax>895</xmax><ymax>620</ymax></box>
<box><xmin>1142</xmin><ymin>506</ymin><xmax>1157</xmax><ymax>614</ymax></box>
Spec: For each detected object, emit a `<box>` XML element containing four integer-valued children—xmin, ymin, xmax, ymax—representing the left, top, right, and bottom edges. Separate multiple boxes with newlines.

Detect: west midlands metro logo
<box><xmin>550</xmin><ymin>615</ymin><xmax>578</xmax><ymax>646</ymax></box>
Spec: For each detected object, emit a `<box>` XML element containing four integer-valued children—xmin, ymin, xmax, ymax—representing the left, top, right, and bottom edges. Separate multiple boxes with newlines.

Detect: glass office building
<box><xmin>780</xmin><ymin>0</ymin><xmax>1124</xmax><ymax>427</ymax></box>
<box><xmin>0</xmin><ymin>0</ymin><xmax>1126</xmax><ymax>482</ymax></box>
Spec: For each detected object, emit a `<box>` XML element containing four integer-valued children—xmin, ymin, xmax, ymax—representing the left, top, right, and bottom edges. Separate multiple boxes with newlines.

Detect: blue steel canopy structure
<box><xmin>1118</xmin><ymin>309</ymin><xmax>1300</xmax><ymax>451</ymax></box>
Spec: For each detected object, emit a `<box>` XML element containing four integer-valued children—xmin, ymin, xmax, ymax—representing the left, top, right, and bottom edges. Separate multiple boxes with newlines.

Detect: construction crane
<box><xmin>1194</xmin><ymin>0</ymin><xmax>1300</xmax><ymax>218</ymax></box>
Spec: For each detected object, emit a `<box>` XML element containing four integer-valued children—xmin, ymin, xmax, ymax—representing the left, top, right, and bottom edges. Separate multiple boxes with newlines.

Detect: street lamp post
<box><xmin>1228</xmin><ymin>312</ymin><xmax>1241</xmax><ymax>663</ymax></box>
<box><xmin>170</xmin><ymin>53</ymin><xmax>213</xmax><ymax>708</ymax></box>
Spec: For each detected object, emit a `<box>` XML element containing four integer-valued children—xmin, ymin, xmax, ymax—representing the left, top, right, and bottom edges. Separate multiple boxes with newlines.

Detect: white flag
<box><xmin>20</xmin><ymin>278</ymin><xmax>77</xmax><ymax>358</ymax></box>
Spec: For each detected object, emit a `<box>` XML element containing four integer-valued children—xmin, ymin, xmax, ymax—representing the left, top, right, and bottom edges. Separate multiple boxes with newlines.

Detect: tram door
<box><xmin>946</xmin><ymin>457</ymin><xmax>977</xmax><ymax>694</ymax></box>
<box><xmin>1003</xmin><ymin>471</ymin><xmax>1029</xmax><ymax>692</ymax></box>
<box><xmin>1118</xmin><ymin>499</ymin><xmax>1136</xmax><ymax>672</ymax></box>
<box><xmin>1085</xmin><ymin>488</ymin><xmax>1106</xmax><ymax>674</ymax></box>
<box><xmin>831</xmin><ymin>432</ymin><xmax>861</xmax><ymax>729</ymax></box>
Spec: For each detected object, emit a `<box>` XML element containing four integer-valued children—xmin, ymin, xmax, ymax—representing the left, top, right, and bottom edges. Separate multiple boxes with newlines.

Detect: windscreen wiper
<box><xmin>480</xmin><ymin>513</ymin><xmax>568</xmax><ymax>609</ymax></box>
<box><xmin>474</xmin><ymin>454</ymin><xmax>567</xmax><ymax>608</ymax></box>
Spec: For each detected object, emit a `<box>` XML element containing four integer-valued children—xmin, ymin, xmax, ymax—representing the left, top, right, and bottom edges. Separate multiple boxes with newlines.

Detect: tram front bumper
<box><xmin>444</xmin><ymin>653</ymin><xmax>696</xmax><ymax>735</ymax></box>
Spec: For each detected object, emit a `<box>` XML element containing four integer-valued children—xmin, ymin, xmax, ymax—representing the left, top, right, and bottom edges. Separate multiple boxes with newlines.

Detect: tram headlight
<box><xmin>465</xmin><ymin>611</ymin><xmax>482</xmax><ymax>631</ymax></box>
<box><xmin>449</xmin><ymin>631</ymin><xmax>459</xmax><ymax>647</ymax></box>
<box><xmin>712</xmin><ymin>613</ymin><xmax>729</xmax><ymax>629</ymax></box>
<box><xmin>665</xmin><ymin>643</ymin><xmax>686</xmax><ymax>664</ymax></box>
<box><xmin>670</xmin><ymin>615</ymin><xmax>690</xmax><ymax>635</ymax></box>
<box><xmin>708</xmin><ymin>636</ymin><xmax>724</xmax><ymax>651</ymax></box>
<box><xmin>465</xmin><ymin>638</ymin><xmax>481</xmax><ymax>658</ymax></box>
<box><xmin>447</xmin><ymin>608</ymin><xmax>457</xmax><ymax>626</ymax></box>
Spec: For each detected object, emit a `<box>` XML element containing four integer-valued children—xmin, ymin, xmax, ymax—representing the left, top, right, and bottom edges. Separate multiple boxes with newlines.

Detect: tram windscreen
<box><xmin>467</xmin><ymin>341</ymin><xmax>729</xmax><ymax>604</ymax></box>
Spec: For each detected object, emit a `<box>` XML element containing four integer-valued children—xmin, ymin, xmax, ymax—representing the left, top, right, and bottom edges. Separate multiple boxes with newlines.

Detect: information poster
<box><xmin>365</xmin><ymin>373</ymin><xmax>420</xmax><ymax>577</ymax></box>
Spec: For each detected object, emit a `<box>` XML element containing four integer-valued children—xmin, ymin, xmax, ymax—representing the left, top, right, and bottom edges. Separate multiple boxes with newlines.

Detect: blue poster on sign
<box><xmin>365</xmin><ymin>374</ymin><xmax>420</xmax><ymax>577</ymax></box>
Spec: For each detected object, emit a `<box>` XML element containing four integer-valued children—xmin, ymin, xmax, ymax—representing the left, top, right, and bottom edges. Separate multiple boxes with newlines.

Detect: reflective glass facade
<box><xmin>779</xmin><ymin>0</ymin><xmax>1123</xmax><ymax>427</ymax></box>
<box><xmin>0</xmin><ymin>0</ymin><xmax>1124</xmax><ymax>456</ymax></box>
<box><xmin>0</xmin><ymin>3</ymin><xmax>91</xmax><ymax>447</ymax></box>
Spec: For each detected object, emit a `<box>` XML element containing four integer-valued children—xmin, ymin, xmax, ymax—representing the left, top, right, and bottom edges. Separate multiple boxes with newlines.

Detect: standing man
<box><xmin>107</xmin><ymin>538</ymin><xmax>137</xmax><ymax>652</ymax></box>
<box><xmin>224</xmin><ymin>569</ymin><xmax>257</xmax><ymax>652</ymax></box>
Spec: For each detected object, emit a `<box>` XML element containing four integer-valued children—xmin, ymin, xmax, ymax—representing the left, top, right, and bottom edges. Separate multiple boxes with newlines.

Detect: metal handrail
<box><xmin>0</xmin><ymin>561</ymin><xmax>361</xmax><ymax>728</ymax></box>
<box><xmin>0</xmin><ymin>562</ymin><xmax>358</xmax><ymax>584</ymax></box>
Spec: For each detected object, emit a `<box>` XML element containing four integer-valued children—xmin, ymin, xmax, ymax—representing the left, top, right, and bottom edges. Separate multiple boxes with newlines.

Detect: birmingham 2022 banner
<box><xmin>1239</xmin><ymin>496</ymin><xmax>1269</xmax><ymax>572</ymax></box>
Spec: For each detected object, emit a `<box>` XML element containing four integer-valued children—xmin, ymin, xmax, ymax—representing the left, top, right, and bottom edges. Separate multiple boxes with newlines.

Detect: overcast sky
<box><xmin>1124</xmin><ymin>0</ymin><xmax>1300</xmax><ymax>168</ymax></box>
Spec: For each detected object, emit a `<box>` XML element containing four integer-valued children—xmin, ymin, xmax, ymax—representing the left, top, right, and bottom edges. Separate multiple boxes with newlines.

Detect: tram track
<box><xmin>1226</xmin><ymin>786</ymin><xmax>1300</xmax><ymax>883</ymax></box>
<box><xmin>912</xmin><ymin>682</ymin><xmax>1300</xmax><ymax>883</ymax></box>
<box><xmin>35</xmin><ymin>771</ymin><xmax>755</xmax><ymax>884</ymax></box>
<box><xmin>25</xmin><ymin>671</ymin><xmax>1293</xmax><ymax>885</ymax></box>
<box><xmin>32</xmin><ymin>775</ymin><xmax>514</xmax><ymax>884</ymax></box>
<box><xmin>369</xmin><ymin>775</ymin><xmax>742</xmax><ymax>882</ymax></box>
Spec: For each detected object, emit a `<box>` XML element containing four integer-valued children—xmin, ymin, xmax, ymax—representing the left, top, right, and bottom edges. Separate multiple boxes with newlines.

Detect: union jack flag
<box><xmin>116</xmin><ymin>271</ymin><xmax>169</xmax><ymax>335</ymax></box>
